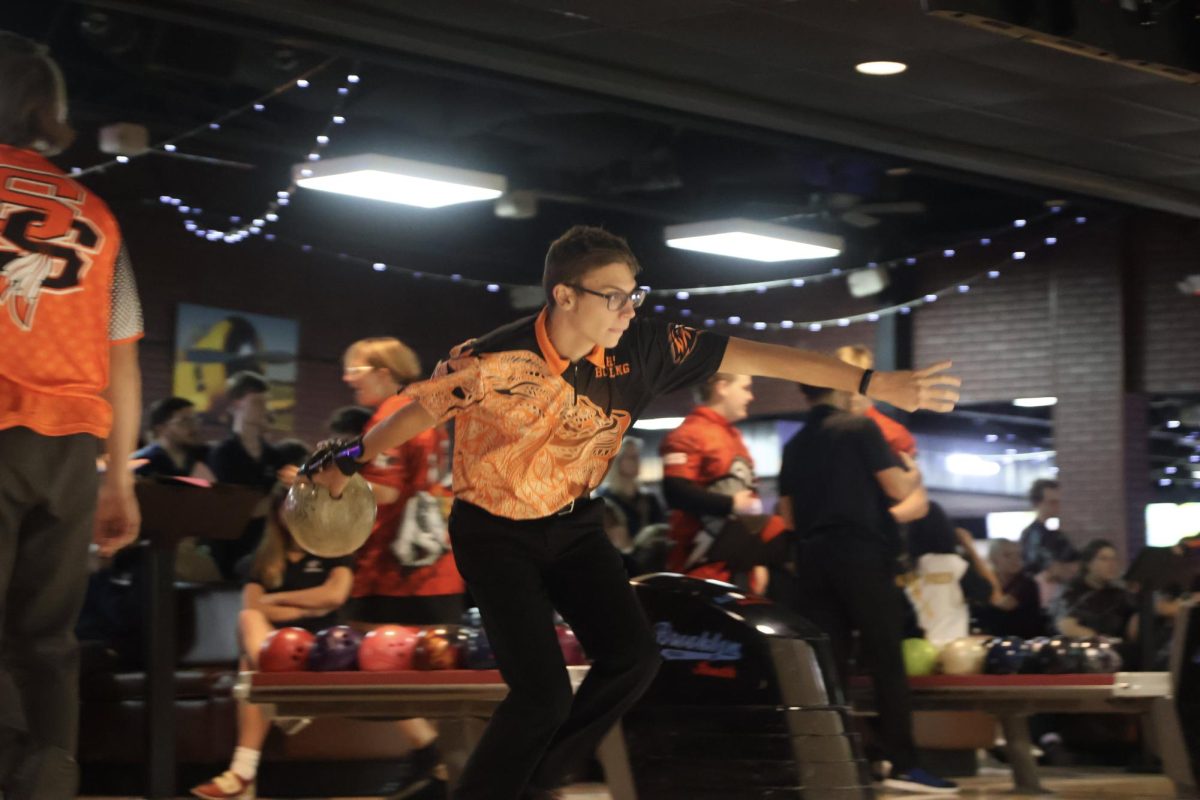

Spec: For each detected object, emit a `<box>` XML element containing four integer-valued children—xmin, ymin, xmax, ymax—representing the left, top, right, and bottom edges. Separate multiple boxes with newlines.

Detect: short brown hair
<box><xmin>225</xmin><ymin>370</ymin><xmax>270</xmax><ymax>401</ymax></box>
<box><xmin>694</xmin><ymin>372</ymin><xmax>737</xmax><ymax>404</ymax></box>
<box><xmin>1030</xmin><ymin>478</ymin><xmax>1059</xmax><ymax>505</ymax></box>
<box><xmin>543</xmin><ymin>225</ymin><xmax>641</xmax><ymax>306</ymax></box>
<box><xmin>344</xmin><ymin>337</ymin><xmax>422</xmax><ymax>385</ymax></box>
<box><xmin>0</xmin><ymin>33</ymin><xmax>74</xmax><ymax>154</ymax></box>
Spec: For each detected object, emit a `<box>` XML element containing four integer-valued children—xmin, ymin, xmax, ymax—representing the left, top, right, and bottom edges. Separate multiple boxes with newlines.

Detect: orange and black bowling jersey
<box><xmin>0</xmin><ymin>144</ymin><xmax>142</xmax><ymax>438</ymax></box>
<box><xmin>404</xmin><ymin>308</ymin><xmax>728</xmax><ymax>520</ymax></box>
<box><xmin>660</xmin><ymin>406</ymin><xmax>755</xmax><ymax>572</ymax></box>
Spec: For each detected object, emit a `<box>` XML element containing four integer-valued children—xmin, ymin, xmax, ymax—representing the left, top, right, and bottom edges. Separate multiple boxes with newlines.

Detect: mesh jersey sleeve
<box><xmin>109</xmin><ymin>242</ymin><xmax>144</xmax><ymax>342</ymax></box>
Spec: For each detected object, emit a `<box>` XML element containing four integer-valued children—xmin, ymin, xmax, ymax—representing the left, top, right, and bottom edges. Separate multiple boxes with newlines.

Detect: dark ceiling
<box><xmin>7</xmin><ymin>0</ymin><xmax>1197</xmax><ymax>494</ymax></box>
<box><xmin>57</xmin><ymin>0</ymin><xmax>1200</xmax><ymax>219</ymax></box>
<box><xmin>6</xmin><ymin>0</ymin><xmax>1086</xmax><ymax>292</ymax></box>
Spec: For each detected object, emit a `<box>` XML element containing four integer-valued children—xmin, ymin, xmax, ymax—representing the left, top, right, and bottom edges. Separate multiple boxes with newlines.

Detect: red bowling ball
<box><xmin>258</xmin><ymin>627</ymin><xmax>316</xmax><ymax>672</ymax></box>
<box><xmin>556</xmin><ymin>624</ymin><xmax>586</xmax><ymax>666</ymax></box>
<box><xmin>358</xmin><ymin>625</ymin><xmax>419</xmax><ymax>671</ymax></box>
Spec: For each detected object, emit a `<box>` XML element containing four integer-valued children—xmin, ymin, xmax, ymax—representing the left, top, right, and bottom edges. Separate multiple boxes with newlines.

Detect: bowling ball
<box><xmin>902</xmin><ymin>638</ymin><xmax>939</xmax><ymax>677</ymax></box>
<box><xmin>983</xmin><ymin>636</ymin><xmax>1030</xmax><ymax>675</ymax></box>
<box><xmin>556</xmin><ymin>624</ymin><xmax>586</xmax><ymax>666</ymax></box>
<box><xmin>259</xmin><ymin>627</ymin><xmax>316</xmax><ymax>672</ymax></box>
<box><xmin>414</xmin><ymin>625</ymin><xmax>468</xmax><ymax>670</ymax></box>
<box><xmin>939</xmin><ymin>636</ymin><xmax>990</xmax><ymax>675</ymax></box>
<box><xmin>1030</xmin><ymin>635</ymin><xmax>1081</xmax><ymax>674</ymax></box>
<box><xmin>463</xmin><ymin>626</ymin><xmax>497</xmax><ymax>670</ymax></box>
<box><xmin>358</xmin><ymin>625</ymin><xmax>418</xmax><ymax>671</ymax></box>
<box><xmin>1077</xmin><ymin>636</ymin><xmax>1123</xmax><ymax>673</ymax></box>
<box><xmin>308</xmin><ymin>625</ymin><xmax>363</xmax><ymax>671</ymax></box>
<box><xmin>461</xmin><ymin>607</ymin><xmax>483</xmax><ymax>629</ymax></box>
<box><xmin>1019</xmin><ymin>637</ymin><xmax>1051</xmax><ymax>673</ymax></box>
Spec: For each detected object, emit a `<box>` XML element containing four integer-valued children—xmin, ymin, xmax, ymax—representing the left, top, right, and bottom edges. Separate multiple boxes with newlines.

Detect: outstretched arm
<box><xmin>308</xmin><ymin>402</ymin><xmax>437</xmax><ymax>497</ymax></box>
<box><xmin>717</xmin><ymin>337</ymin><xmax>960</xmax><ymax>413</ymax></box>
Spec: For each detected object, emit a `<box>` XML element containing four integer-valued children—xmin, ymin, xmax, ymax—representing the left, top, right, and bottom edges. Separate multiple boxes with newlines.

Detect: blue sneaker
<box><xmin>881</xmin><ymin>766</ymin><xmax>960</xmax><ymax>794</ymax></box>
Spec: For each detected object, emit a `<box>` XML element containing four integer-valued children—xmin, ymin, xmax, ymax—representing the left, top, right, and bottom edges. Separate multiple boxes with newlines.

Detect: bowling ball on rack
<box><xmin>1030</xmin><ymin>635</ymin><xmax>1082</xmax><ymax>674</ymax></box>
<box><xmin>938</xmin><ymin>636</ymin><xmax>991</xmax><ymax>675</ymax></box>
<box><xmin>983</xmin><ymin>636</ymin><xmax>1030</xmax><ymax>675</ymax></box>
<box><xmin>259</xmin><ymin>627</ymin><xmax>315</xmax><ymax>672</ymax></box>
<box><xmin>414</xmin><ymin>625</ymin><xmax>468</xmax><ymax>670</ymax></box>
<box><xmin>463</xmin><ymin>627</ymin><xmax>497</xmax><ymax>670</ymax></box>
<box><xmin>358</xmin><ymin>625</ymin><xmax>418</xmax><ymax>671</ymax></box>
<box><xmin>307</xmin><ymin>625</ymin><xmax>363</xmax><ymax>671</ymax></box>
<box><xmin>902</xmin><ymin>638</ymin><xmax>939</xmax><ymax>677</ymax></box>
<box><xmin>1077</xmin><ymin>636</ymin><xmax>1124</xmax><ymax>673</ymax></box>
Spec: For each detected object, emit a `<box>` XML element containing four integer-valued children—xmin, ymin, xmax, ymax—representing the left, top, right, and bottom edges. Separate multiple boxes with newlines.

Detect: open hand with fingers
<box><xmin>866</xmin><ymin>361</ymin><xmax>961</xmax><ymax>413</ymax></box>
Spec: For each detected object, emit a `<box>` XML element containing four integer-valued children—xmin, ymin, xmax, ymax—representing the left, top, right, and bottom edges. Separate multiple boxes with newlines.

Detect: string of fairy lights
<box><xmin>91</xmin><ymin>64</ymin><xmax>1091</xmax><ymax>333</ymax></box>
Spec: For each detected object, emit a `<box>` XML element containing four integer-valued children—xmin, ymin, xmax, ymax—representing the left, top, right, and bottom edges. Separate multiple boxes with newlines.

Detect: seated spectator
<box><xmin>1034</xmin><ymin>546</ymin><xmax>1081</xmax><ymax>614</ymax></box>
<box><xmin>975</xmin><ymin>539</ymin><xmax>1047</xmax><ymax>639</ymax></box>
<box><xmin>191</xmin><ymin>485</ymin><xmax>353</xmax><ymax>800</ymax></box>
<box><xmin>596</xmin><ymin>437</ymin><xmax>665</xmax><ymax>540</ymax></box>
<box><xmin>1055</xmin><ymin>539</ymin><xmax>1135</xmax><ymax>640</ymax></box>
<box><xmin>132</xmin><ymin>397</ymin><xmax>215</xmax><ymax>480</ymax></box>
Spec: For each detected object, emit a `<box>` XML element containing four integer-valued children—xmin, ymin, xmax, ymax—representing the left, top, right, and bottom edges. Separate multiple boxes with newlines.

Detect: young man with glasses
<box><xmin>304</xmin><ymin>225</ymin><xmax>960</xmax><ymax>800</ymax></box>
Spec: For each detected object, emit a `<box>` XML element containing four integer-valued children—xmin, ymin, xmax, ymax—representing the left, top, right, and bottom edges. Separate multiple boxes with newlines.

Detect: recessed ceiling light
<box><xmin>856</xmin><ymin>61</ymin><xmax>907</xmax><ymax>76</ymax></box>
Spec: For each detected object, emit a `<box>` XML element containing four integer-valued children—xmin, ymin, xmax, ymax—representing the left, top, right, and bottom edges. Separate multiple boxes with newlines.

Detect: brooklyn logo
<box><xmin>653</xmin><ymin>621</ymin><xmax>743</xmax><ymax>661</ymax></box>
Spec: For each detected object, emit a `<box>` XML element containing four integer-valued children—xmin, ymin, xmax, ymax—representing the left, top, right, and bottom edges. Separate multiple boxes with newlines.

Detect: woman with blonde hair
<box><xmin>341</xmin><ymin>337</ymin><xmax>464</xmax><ymax>798</ymax></box>
<box><xmin>192</xmin><ymin>485</ymin><xmax>353</xmax><ymax>799</ymax></box>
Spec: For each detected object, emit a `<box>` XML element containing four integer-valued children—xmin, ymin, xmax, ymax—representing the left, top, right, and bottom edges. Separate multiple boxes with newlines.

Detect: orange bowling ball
<box><xmin>414</xmin><ymin>625</ymin><xmax>466</xmax><ymax>670</ymax></box>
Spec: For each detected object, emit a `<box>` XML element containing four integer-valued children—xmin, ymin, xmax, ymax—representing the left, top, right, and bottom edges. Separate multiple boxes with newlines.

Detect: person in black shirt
<box><xmin>1018</xmin><ymin>478</ymin><xmax>1069</xmax><ymax>575</ymax></box>
<box><xmin>778</xmin><ymin>385</ymin><xmax>958</xmax><ymax>794</ymax></box>
<box><xmin>132</xmin><ymin>397</ymin><xmax>213</xmax><ymax>480</ymax></box>
<box><xmin>207</xmin><ymin>372</ymin><xmax>286</xmax><ymax>578</ymax></box>
<box><xmin>191</xmin><ymin>485</ymin><xmax>352</xmax><ymax>800</ymax></box>
<box><xmin>208</xmin><ymin>372</ymin><xmax>283</xmax><ymax>491</ymax></box>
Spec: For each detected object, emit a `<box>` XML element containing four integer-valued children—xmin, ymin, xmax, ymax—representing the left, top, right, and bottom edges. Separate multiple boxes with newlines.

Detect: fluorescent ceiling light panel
<box><xmin>1013</xmin><ymin>397</ymin><xmax>1057</xmax><ymax>408</ymax></box>
<box><xmin>294</xmin><ymin>153</ymin><xmax>506</xmax><ymax>208</ymax></box>
<box><xmin>856</xmin><ymin>61</ymin><xmax>907</xmax><ymax>76</ymax></box>
<box><xmin>664</xmin><ymin>219</ymin><xmax>843</xmax><ymax>262</ymax></box>
<box><xmin>632</xmin><ymin>417</ymin><xmax>686</xmax><ymax>431</ymax></box>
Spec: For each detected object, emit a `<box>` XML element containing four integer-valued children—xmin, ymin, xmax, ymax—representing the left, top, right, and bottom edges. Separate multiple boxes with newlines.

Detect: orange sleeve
<box><xmin>659</xmin><ymin>425</ymin><xmax>706</xmax><ymax>481</ymax></box>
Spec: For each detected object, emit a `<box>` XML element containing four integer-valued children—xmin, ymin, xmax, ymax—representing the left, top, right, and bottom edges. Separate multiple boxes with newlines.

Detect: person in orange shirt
<box><xmin>660</xmin><ymin>374</ymin><xmax>789</xmax><ymax>594</ymax></box>
<box><xmin>304</xmin><ymin>226</ymin><xmax>960</xmax><ymax>800</ymax></box>
<box><xmin>0</xmin><ymin>33</ymin><xmax>143</xmax><ymax>799</ymax></box>
<box><xmin>342</xmin><ymin>337</ymin><xmax>464</xmax><ymax>799</ymax></box>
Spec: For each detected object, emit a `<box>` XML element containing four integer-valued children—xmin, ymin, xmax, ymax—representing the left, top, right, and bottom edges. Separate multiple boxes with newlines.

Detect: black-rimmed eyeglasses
<box><xmin>569</xmin><ymin>285</ymin><xmax>648</xmax><ymax>311</ymax></box>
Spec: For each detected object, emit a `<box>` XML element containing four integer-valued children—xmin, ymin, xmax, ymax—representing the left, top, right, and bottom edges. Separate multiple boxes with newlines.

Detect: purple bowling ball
<box><xmin>308</xmin><ymin>625</ymin><xmax>363</xmax><ymax>671</ymax></box>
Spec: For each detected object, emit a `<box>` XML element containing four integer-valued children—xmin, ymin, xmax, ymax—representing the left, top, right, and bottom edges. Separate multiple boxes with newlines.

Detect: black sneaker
<box><xmin>880</xmin><ymin>766</ymin><xmax>960</xmax><ymax>794</ymax></box>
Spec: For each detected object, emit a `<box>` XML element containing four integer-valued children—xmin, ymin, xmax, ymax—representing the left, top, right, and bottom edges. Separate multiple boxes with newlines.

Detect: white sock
<box><xmin>230</xmin><ymin>746</ymin><xmax>261</xmax><ymax>781</ymax></box>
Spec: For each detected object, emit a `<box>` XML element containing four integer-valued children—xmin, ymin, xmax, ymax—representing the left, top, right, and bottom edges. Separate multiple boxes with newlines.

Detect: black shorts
<box><xmin>346</xmin><ymin>594</ymin><xmax>465</xmax><ymax>626</ymax></box>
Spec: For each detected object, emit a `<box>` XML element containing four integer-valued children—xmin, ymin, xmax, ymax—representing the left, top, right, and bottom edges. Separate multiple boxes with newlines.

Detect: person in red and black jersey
<box><xmin>341</xmin><ymin>336</ymin><xmax>463</xmax><ymax>799</ymax></box>
<box><xmin>660</xmin><ymin>373</ymin><xmax>789</xmax><ymax>594</ymax></box>
<box><xmin>304</xmin><ymin>226</ymin><xmax>961</xmax><ymax>800</ymax></box>
<box><xmin>0</xmin><ymin>33</ymin><xmax>143</xmax><ymax>798</ymax></box>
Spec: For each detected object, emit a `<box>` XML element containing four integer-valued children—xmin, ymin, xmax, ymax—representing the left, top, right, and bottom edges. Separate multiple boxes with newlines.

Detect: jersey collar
<box><xmin>535</xmin><ymin>307</ymin><xmax>606</xmax><ymax>375</ymax></box>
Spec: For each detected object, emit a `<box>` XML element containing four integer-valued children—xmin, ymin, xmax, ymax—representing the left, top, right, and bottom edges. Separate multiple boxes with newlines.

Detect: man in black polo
<box><xmin>778</xmin><ymin>384</ymin><xmax>959</xmax><ymax>795</ymax></box>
